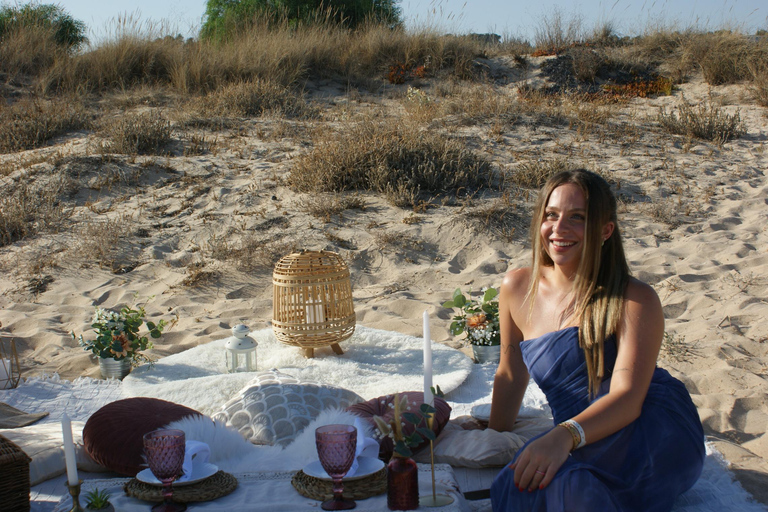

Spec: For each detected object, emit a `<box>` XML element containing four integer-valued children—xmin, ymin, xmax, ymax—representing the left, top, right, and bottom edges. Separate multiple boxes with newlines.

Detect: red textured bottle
<box><xmin>387</xmin><ymin>456</ymin><xmax>419</xmax><ymax>510</ymax></box>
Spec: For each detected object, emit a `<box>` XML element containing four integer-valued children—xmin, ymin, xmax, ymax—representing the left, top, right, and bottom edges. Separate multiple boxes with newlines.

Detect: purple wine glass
<box><xmin>316</xmin><ymin>424</ymin><xmax>357</xmax><ymax>511</ymax></box>
<box><xmin>143</xmin><ymin>429</ymin><xmax>187</xmax><ymax>512</ymax></box>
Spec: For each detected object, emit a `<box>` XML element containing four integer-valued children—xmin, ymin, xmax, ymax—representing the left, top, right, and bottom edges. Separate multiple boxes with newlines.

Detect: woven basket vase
<box><xmin>272</xmin><ymin>250</ymin><xmax>355</xmax><ymax>354</ymax></box>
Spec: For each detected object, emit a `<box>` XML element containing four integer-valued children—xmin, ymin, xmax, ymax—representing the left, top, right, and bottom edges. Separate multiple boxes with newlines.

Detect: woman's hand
<box><xmin>509</xmin><ymin>426</ymin><xmax>572</xmax><ymax>492</ymax></box>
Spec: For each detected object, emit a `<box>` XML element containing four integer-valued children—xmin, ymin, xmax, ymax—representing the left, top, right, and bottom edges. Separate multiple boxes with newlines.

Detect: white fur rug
<box><xmin>122</xmin><ymin>325</ymin><xmax>474</xmax><ymax>415</ymax></box>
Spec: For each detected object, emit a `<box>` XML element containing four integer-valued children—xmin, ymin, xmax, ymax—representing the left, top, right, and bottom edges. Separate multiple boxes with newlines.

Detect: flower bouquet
<box><xmin>442</xmin><ymin>287</ymin><xmax>500</xmax><ymax>346</ymax></box>
<box><xmin>72</xmin><ymin>304</ymin><xmax>168</xmax><ymax>367</ymax></box>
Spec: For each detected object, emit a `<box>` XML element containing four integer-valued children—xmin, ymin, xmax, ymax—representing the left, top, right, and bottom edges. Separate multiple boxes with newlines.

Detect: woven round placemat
<box><xmin>124</xmin><ymin>471</ymin><xmax>238</xmax><ymax>503</ymax></box>
<box><xmin>292</xmin><ymin>467</ymin><xmax>387</xmax><ymax>501</ymax></box>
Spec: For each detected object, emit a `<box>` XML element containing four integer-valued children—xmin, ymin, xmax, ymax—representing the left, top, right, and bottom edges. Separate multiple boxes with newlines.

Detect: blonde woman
<box><xmin>489</xmin><ymin>169</ymin><xmax>704</xmax><ymax>511</ymax></box>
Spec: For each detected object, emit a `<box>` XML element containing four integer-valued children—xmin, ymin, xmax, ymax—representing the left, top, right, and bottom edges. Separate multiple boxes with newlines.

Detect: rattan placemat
<box><xmin>291</xmin><ymin>467</ymin><xmax>387</xmax><ymax>501</ymax></box>
<box><xmin>124</xmin><ymin>471</ymin><xmax>238</xmax><ymax>503</ymax></box>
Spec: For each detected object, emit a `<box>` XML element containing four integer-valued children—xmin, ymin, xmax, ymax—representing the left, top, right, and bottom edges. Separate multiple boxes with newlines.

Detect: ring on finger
<box><xmin>535</xmin><ymin>470</ymin><xmax>546</xmax><ymax>476</ymax></box>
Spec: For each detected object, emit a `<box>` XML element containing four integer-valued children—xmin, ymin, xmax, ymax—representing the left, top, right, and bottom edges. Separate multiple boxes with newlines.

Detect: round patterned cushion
<box><xmin>211</xmin><ymin>369</ymin><xmax>364</xmax><ymax>447</ymax></box>
<box><xmin>83</xmin><ymin>397</ymin><xmax>202</xmax><ymax>476</ymax></box>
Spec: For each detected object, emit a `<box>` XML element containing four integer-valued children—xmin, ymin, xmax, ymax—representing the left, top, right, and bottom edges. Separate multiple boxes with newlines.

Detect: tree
<box><xmin>0</xmin><ymin>2</ymin><xmax>87</xmax><ymax>49</ymax></box>
<box><xmin>201</xmin><ymin>0</ymin><xmax>401</xmax><ymax>41</ymax></box>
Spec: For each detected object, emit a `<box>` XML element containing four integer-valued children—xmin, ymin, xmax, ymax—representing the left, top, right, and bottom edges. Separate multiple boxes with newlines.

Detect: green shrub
<box><xmin>0</xmin><ymin>2</ymin><xmax>87</xmax><ymax>49</ymax></box>
<box><xmin>201</xmin><ymin>0</ymin><xmax>402</xmax><ymax>41</ymax></box>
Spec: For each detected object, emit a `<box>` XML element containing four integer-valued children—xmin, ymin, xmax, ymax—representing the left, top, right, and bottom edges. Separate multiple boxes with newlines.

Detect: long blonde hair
<box><xmin>527</xmin><ymin>169</ymin><xmax>630</xmax><ymax>397</ymax></box>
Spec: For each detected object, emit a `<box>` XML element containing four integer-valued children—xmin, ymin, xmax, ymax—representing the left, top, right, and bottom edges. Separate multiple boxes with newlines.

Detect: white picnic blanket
<box><xmin>3</xmin><ymin>359</ymin><xmax>766</xmax><ymax>511</ymax></box>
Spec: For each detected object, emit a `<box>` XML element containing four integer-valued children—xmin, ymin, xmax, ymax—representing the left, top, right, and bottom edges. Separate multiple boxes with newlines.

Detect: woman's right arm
<box><xmin>488</xmin><ymin>269</ymin><xmax>529</xmax><ymax>432</ymax></box>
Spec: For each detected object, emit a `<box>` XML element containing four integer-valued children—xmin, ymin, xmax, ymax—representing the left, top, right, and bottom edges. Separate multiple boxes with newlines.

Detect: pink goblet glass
<box><xmin>316</xmin><ymin>424</ymin><xmax>357</xmax><ymax>511</ymax></box>
<box><xmin>143</xmin><ymin>429</ymin><xmax>187</xmax><ymax>512</ymax></box>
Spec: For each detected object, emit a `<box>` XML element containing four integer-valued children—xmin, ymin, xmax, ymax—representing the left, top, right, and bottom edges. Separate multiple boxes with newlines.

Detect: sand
<box><xmin>1</xmin><ymin>57</ymin><xmax>766</xmax><ymax>503</ymax></box>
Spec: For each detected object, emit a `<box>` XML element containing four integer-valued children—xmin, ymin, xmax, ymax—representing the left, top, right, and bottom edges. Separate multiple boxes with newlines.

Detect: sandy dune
<box><xmin>1</xmin><ymin>57</ymin><xmax>766</xmax><ymax>502</ymax></box>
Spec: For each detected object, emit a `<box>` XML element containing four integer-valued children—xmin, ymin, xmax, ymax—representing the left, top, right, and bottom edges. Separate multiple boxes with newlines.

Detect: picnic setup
<box><xmin>0</xmin><ymin>250</ymin><xmax>765</xmax><ymax>512</ymax></box>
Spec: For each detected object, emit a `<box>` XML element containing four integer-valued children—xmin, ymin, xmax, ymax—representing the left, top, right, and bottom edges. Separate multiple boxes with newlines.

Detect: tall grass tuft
<box><xmin>0</xmin><ymin>96</ymin><xmax>90</xmax><ymax>153</ymax></box>
<box><xmin>289</xmin><ymin>117</ymin><xmax>493</xmax><ymax>207</ymax></box>
<box><xmin>657</xmin><ymin>100</ymin><xmax>746</xmax><ymax>143</ymax></box>
<box><xmin>99</xmin><ymin>111</ymin><xmax>172</xmax><ymax>155</ymax></box>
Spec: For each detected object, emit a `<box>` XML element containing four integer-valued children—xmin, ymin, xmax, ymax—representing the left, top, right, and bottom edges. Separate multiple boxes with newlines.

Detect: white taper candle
<box><xmin>61</xmin><ymin>413</ymin><xmax>79</xmax><ymax>486</ymax></box>
<box><xmin>423</xmin><ymin>310</ymin><xmax>434</xmax><ymax>406</ymax></box>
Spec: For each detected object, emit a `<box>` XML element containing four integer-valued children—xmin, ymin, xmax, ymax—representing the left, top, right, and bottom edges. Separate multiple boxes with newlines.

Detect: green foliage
<box><xmin>374</xmin><ymin>394</ymin><xmax>437</xmax><ymax>458</ymax></box>
<box><xmin>0</xmin><ymin>2</ymin><xmax>87</xmax><ymax>49</ymax></box>
<box><xmin>84</xmin><ymin>488</ymin><xmax>111</xmax><ymax>509</ymax></box>
<box><xmin>72</xmin><ymin>304</ymin><xmax>169</xmax><ymax>366</ymax></box>
<box><xmin>443</xmin><ymin>287</ymin><xmax>500</xmax><ymax>346</ymax></box>
<box><xmin>201</xmin><ymin>0</ymin><xmax>402</xmax><ymax>41</ymax></box>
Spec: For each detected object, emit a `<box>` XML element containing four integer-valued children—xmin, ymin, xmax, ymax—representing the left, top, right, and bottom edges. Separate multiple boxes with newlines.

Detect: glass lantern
<box><xmin>224</xmin><ymin>324</ymin><xmax>258</xmax><ymax>373</ymax></box>
<box><xmin>0</xmin><ymin>338</ymin><xmax>21</xmax><ymax>390</ymax></box>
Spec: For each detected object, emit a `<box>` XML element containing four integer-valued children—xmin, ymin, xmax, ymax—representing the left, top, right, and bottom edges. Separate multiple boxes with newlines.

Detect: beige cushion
<box><xmin>1</xmin><ymin>421</ymin><xmax>108</xmax><ymax>485</ymax></box>
<box><xmin>413</xmin><ymin>417</ymin><xmax>552</xmax><ymax>468</ymax></box>
<box><xmin>212</xmin><ymin>369</ymin><xmax>363</xmax><ymax>447</ymax></box>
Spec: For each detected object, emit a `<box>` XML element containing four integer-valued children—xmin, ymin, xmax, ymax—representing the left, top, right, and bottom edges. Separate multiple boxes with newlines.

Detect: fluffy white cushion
<box><xmin>413</xmin><ymin>417</ymin><xmax>552</xmax><ymax>468</ymax></box>
<box><xmin>1</xmin><ymin>421</ymin><xmax>108</xmax><ymax>485</ymax></box>
<box><xmin>167</xmin><ymin>408</ymin><xmax>370</xmax><ymax>473</ymax></box>
<box><xmin>211</xmin><ymin>369</ymin><xmax>364</xmax><ymax>447</ymax></box>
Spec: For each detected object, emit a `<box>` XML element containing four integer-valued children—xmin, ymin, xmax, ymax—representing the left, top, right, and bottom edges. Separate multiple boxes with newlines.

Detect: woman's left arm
<box><xmin>512</xmin><ymin>279</ymin><xmax>664</xmax><ymax>491</ymax></box>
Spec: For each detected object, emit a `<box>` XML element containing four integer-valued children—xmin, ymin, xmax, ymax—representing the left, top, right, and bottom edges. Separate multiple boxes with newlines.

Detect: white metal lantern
<box><xmin>224</xmin><ymin>324</ymin><xmax>258</xmax><ymax>373</ymax></box>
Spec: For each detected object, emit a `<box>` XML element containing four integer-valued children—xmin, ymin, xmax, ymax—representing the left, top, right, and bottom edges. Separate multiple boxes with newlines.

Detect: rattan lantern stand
<box><xmin>272</xmin><ymin>250</ymin><xmax>355</xmax><ymax>358</ymax></box>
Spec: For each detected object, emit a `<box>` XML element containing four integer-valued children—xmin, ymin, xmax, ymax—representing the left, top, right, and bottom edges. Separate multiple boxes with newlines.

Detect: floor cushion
<box><xmin>82</xmin><ymin>397</ymin><xmax>202</xmax><ymax>476</ymax></box>
<box><xmin>346</xmin><ymin>391</ymin><xmax>451</xmax><ymax>460</ymax></box>
<box><xmin>211</xmin><ymin>369</ymin><xmax>364</xmax><ymax>447</ymax></box>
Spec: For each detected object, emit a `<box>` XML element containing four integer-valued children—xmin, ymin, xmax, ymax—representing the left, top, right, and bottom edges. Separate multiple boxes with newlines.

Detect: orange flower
<box><xmin>466</xmin><ymin>313</ymin><xmax>487</xmax><ymax>329</ymax></box>
<box><xmin>110</xmin><ymin>334</ymin><xmax>130</xmax><ymax>358</ymax></box>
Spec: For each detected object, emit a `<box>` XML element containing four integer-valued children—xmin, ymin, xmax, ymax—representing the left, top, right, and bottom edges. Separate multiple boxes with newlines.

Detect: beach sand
<box><xmin>1</xmin><ymin>57</ymin><xmax>766</xmax><ymax>503</ymax></box>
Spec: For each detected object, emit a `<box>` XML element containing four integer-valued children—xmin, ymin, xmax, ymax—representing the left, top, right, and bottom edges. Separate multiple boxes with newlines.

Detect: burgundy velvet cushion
<box><xmin>346</xmin><ymin>391</ymin><xmax>451</xmax><ymax>460</ymax></box>
<box><xmin>83</xmin><ymin>397</ymin><xmax>202</xmax><ymax>476</ymax></box>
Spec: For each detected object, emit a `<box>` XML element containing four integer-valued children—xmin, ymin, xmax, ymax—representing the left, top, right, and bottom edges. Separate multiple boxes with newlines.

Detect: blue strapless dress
<box><xmin>490</xmin><ymin>326</ymin><xmax>705</xmax><ymax>512</ymax></box>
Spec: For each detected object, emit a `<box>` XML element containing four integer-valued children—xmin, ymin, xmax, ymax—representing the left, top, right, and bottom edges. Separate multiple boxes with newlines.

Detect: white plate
<box><xmin>470</xmin><ymin>403</ymin><xmax>492</xmax><ymax>422</ymax></box>
<box><xmin>136</xmin><ymin>462</ymin><xmax>218</xmax><ymax>487</ymax></box>
<box><xmin>304</xmin><ymin>456</ymin><xmax>385</xmax><ymax>481</ymax></box>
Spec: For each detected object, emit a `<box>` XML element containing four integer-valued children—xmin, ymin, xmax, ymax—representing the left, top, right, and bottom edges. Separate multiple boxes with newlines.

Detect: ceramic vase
<box><xmin>472</xmin><ymin>344</ymin><xmax>501</xmax><ymax>364</ymax></box>
<box><xmin>99</xmin><ymin>357</ymin><xmax>131</xmax><ymax>380</ymax></box>
<box><xmin>387</xmin><ymin>455</ymin><xmax>418</xmax><ymax>510</ymax></box>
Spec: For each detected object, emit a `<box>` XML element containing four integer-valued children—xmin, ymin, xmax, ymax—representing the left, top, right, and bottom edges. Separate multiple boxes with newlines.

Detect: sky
<box><xmin>54</xmin><ymin>0</ymin><xmax>767</xmax><ymax>43</ymax></box>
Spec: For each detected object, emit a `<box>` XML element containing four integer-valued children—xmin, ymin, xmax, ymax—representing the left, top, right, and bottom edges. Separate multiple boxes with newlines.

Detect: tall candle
<box><xmin>61</xmin><ymin>413</ymin><xmax>79</xmax><ymax>486</ymax></box>
<box><xmin>423</xmin><ymin>310</ymin><xmax>434</xmax><ymax>406</ymax></box>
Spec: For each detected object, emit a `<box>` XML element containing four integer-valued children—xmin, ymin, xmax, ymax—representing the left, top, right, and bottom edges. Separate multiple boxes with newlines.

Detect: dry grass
<box><xmin>98</xmin><ymin>111</ymin><xmax>173</xmax><ymax>155</ymax></box>
<box><xmin>657</xmin><ymin>99</ymin><xmax>746</xmax><ymax>144</ymax></box>
<box><xmin>0</xmin><ymin>174</ymin><xmax>73</xmax><ymax>246</ymax></box>
<box><xmin>510</xmin><ymin>158</ymin><xmax>570</xmax><ymax>189</ymax></box>
<box><xmin>289</xmin><ymin>116</ymin><xmax>493</xmax><ymax>207</ymax></box>
<box><xmin>32</xmin><ymin>14</ymin><xmax>482</xmax><ymax>96</ymax></box>
<box><xmin>299</xmin><ymin>193</ymin><xmax>366</xmax><ymax>222</ymax></box>
<box><xmin>0</xmin><ymin>96</ymin><xmax>90</xmax><ymax>153</ymax></box>
<box><xmin>747</xmin><ymin>61</ymin><xmax>768</xmax><ymax>107</ymax></box>
<box><xmin>199</xmin><ymin>79</ymin><xmax>316</xmax><ymax>119</ymax></box>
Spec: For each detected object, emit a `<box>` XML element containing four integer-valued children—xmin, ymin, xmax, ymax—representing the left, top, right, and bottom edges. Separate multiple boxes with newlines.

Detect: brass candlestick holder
<box><xmin>67</xmin><ymin>481</ymin><xmax>85</xmax><ymax>512</ymax></box>
<box><xmin>419</xmin><ymin>411</ymin><xmax>454</xmax><ymax>507</ymax></box>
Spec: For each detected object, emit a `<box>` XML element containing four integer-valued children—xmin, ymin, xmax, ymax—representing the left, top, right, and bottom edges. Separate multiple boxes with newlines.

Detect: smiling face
<box><xmin>540</xmin><ymin>183</ymin><xmax>588</xmax><ymax>274</ymax></box>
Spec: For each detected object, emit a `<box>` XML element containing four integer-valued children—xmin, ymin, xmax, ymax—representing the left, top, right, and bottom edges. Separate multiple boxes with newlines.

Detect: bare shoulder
<box><xmin>624</xmin><ymin>277</ymin><xmax>662</xmax><ymax>309</ymax></box>
<box><xmin>501</xmin><ymin>267</ymin><xmax>532</xmax><ymax>295</ymax></box>
<box><xmin>620</xmin><ymin>277</ymin><xmax>664</xmax><ymax>337</ymax></box>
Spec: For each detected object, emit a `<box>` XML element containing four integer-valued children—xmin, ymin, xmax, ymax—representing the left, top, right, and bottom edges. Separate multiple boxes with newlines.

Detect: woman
<box><xmin>489</xmin><ymin>169</ymin><xmax>704</xmax><ymax>511</ymax></box>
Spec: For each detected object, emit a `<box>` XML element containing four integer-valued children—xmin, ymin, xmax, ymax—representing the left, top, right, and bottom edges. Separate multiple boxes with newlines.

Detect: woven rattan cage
<box><xmin>0</xmin><ymin>435</ymin><xmax>31</xmax><ymax>512</ymax></box>
<box><xmin>272</xmin><ymin>250</ymin><xmax>355</xmax><ymax>357</ymax></box>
